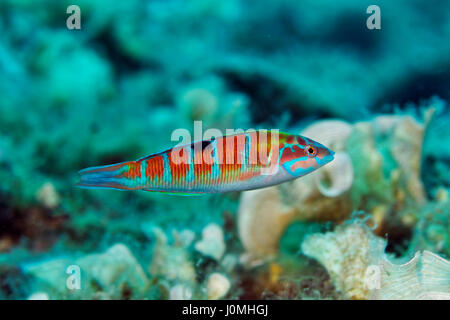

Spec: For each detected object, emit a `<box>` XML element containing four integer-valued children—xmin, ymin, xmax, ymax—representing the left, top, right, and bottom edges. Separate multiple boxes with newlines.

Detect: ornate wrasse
<box><xmin>77</xmin><ymin>130</ymin><xmax>334</xmax><ymax>194</ymax></box>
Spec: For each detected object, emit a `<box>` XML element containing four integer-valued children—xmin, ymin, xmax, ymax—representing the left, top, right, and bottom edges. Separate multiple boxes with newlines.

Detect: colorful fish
<box><xmin>77</xmin><ymin>130</ymin><xmax>334</xmax><ymax>195</ymax></box>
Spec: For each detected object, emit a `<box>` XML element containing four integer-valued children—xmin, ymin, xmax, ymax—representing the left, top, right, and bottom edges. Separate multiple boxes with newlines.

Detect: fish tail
<box><xmin>76</xmin><ymin>161</ymin><xmax>142</xmax><ymax>190</ymax></box>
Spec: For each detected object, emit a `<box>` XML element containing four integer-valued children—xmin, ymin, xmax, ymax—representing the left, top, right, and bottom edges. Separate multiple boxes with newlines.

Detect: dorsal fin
<box><xmin>137</xmin><ymin>150</ymin><xmax>168</xmax><ymax>162</ymax></box>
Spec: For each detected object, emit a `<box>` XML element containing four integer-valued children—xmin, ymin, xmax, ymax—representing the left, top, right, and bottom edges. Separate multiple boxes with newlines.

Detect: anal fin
<box><xmin>142</xmin><ymin>188</ymin><xmax>205</xmax><ymax>196</ymax></box>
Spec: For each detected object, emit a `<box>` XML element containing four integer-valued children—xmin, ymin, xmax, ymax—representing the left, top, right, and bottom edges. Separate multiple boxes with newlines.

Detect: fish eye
<box><xmin>305</xmin><ymin>145</ymin><xmax>317</xmax><ymax>157</ymax></box>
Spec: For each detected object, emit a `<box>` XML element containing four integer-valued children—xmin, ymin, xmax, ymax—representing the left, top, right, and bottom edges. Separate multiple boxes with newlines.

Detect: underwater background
<box><xmin>0</xmin><ymin>0</ymin><xmax>449</xmax><ymax>300</ymax></box>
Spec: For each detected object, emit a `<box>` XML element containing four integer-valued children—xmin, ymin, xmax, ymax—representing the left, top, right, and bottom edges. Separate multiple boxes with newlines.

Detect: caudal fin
<box><xmin>76</xmin><ymin>161</ymin><xmax>139</xmax><ymax>190</ymax></box>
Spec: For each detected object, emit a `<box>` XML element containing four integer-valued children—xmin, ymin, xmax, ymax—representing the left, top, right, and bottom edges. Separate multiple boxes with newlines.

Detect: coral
<box><xmin>174</xmin><ymin>229</ymin><xmax>196</xmax><ymax>248</ymax></box>
<box><xmin>180</xmin><ymin>88</ymin><xmax>219</xmax><ymax>123</ymax></box>
<box><xmin>0</xmin><ymin>197</ymin><xmax>67</xmax><ymax>252</ymax></box>
<box><xmin>370</xmin><ymin>250</ymin><xmax>450</xmax><ymax>300</ymax></box>
<box><xmin>301</xmin><ymin>220</ymin><xmax>386</xmax><ymax>299</ymax></box>
<box><xmin>236</xmin><ymin>255</ymin><xmax>339</xmax><ymax>300</ymax></box>
<box><xmin>206</xmin><ymin>273</ymin><xmax>231</xmax><ymax>300</ymax></box>
<box><xmin>24</xmin><ymin>243</ymin><xmax>150</xmax><ymax>299</ymax></box>
<box><xmin>302</xmin><ymin>219</ymin><xmax>450</xmax><ymax>300</ymax></box>
<box><xmin>315</xmin><ymin>151</ymin><xmax>353</xmax><ymax>197</ymax></box>
<box><xmin>36</xmin><ymin>182</ymin><xmax>61</xmax><ymax>209</ymax></box>
<box><xmin>148</xmin><ymin>228</ymin><xmax>196</xmax><ymax>285</ymax></box>
<box><xmin>194</xmin><ymin>223</ymin><xmax>226</xmax><ymax>261</ymax></box>
<box><xmin>0</xmin><ymin>0</ymin><xmax>449</xmax><ymax>301</ymax></box>
<box><xmin>176</xmin><ymin>76</ymin><xmax>251</xmax><ymax>132</ymax></box>
<box><xmin>0</xmin><ymin>265</ymin><xmax>32</xmax><ymax>299</ymax></box>
<box><xmin>149</xmin><ymin>227</ymin><xmax>235</xmax><ymax>300</ymax></box>
<box><xmin>389</xmin><ymin>115</ymin><xmax>427</xmax><ymax>204</ymax></box>
<box><xmin>76</xmin><ymin>244</ymin><xmax>149</xmax><ymax>296</ymax></box>
<box><xmin>169</xmin><ymin>283</ymin><xmax>193</xmax><ymax>300</ymax></box>
<box><xmin>409</xmin><ymin>197</ymin><xmax>450</xmax><ymax>258</ymax></box>
<box><xmin>238</xmin><ymin>112</ymin><xmax>431</xmax><ymax>261</ymax></box>
<box><xmin>27</xmin><ymin>292</ymin><xmax>50</xmax><ymax>300</ymax></box>
<box><xmin>238</xmin><ymin>187</ymin><xmax>297</xmax><ymax>261</ymax></box>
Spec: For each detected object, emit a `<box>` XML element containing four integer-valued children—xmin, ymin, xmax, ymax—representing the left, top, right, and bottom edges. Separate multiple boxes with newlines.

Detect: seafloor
<box><xmin>0</xmin><ymin>0</ymin><xmax>449</xmax><ymax>300</ymax></box>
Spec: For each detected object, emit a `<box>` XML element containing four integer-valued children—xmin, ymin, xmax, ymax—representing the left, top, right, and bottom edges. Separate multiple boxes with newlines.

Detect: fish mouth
<box><xmin>317</xmin><ymin>150</ymin><xmax>335</xmax><ymax>166</ymax></box>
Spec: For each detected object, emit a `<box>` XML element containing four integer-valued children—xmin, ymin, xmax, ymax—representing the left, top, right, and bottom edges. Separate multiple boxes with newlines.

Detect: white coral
<box><xmin>301</xmin><ymin>221</ymin><xmax>450</xmax><ymax>300</ymax></box>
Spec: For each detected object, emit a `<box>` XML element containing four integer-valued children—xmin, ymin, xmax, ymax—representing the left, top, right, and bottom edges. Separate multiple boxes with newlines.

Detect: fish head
<box><xmin>279</xmin><ymin>134</ymin><xmax>335</xmax><ymax>177</ymax></box>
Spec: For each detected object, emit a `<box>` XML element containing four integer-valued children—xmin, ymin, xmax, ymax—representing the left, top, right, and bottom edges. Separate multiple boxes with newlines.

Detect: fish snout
<box><xmin>317</xmin><ymin>145</ymin><xmax>335</xmax><ymax>165</ymax></box>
